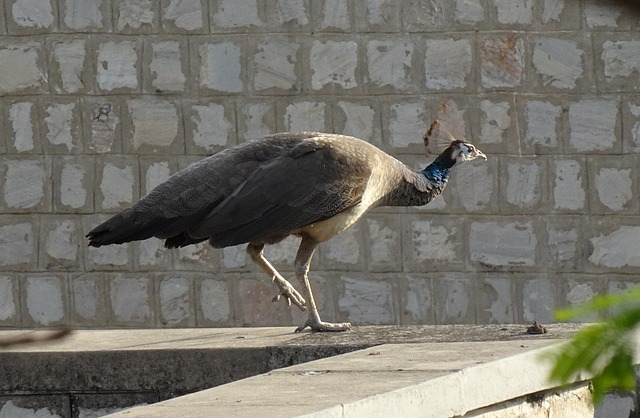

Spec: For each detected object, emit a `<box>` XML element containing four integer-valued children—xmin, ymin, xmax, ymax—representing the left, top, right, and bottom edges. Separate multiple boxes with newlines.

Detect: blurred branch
<box><xmin>0</xmin><ymin>329</ymin><xmax>72</xmax><ymax>349</ymax></box>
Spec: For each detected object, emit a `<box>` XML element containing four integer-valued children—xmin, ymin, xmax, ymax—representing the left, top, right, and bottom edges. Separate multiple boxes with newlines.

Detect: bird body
<box><xmin>87</xmin><ymin>131</ymin><xmax>486</xmax><ymax>332</ymax></box>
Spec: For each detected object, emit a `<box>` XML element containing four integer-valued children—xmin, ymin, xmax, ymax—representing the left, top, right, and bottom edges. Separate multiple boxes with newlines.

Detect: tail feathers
<box><xmin>86</xmin><ymin>210</ymin><xmax>167</xmax><ymax>247</ymax></box>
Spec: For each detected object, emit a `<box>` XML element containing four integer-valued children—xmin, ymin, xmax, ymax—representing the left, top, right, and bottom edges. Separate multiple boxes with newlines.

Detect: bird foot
<box><xmin>295</xmin><ymin>318</ymin><xmax>352</xmax><ymax>333</ymax></box>
<box><xmin>272</xmin><ymin>277</ymin><xmax>306</xmax><ymax>311</ymax></box>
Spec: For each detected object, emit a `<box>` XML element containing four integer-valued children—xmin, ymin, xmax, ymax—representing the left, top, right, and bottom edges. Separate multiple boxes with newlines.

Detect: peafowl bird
<box><xmin>87</xmin><ymin>123</ymin><xmax>486</xmax><ymax>332</ymax></box>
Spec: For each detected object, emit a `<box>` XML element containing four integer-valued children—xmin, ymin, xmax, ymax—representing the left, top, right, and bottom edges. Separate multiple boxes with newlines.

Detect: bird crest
<box><xmin>422</xmin><ymin>118</ymin><xmax>464</xmax><ymax>156</ymax></box>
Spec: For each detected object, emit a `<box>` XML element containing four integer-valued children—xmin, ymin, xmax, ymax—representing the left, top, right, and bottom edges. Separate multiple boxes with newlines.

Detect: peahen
<box><xmin>87</xmin><ymin>124</ymin><xmax>486</xmax><ymax>332</ymax></box>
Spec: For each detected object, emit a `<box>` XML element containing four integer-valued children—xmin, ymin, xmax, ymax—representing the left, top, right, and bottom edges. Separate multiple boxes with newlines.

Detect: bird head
<box><xmin>448</xmin><ymin>140</ymin><xmax>487</xmax><ymax>165</ymax></box>
<box><xmin>423</xmin><ymin>119</ymin><xmax>487</xmax><ymax>168</ymax></box>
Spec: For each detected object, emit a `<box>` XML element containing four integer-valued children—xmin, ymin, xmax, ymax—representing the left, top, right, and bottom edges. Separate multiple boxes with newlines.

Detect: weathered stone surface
<box><xmin>40</xmin><ymin>216</ymin><xmax>82</xmax><ymax>270</ymax></box>
<box><xmin>145</xmin><ymin>39</ymin><xmax>187</xmax><ymax>93</ymax></box>
<box><xmin>211</xmin><ymin>0</ymin><xmax>262</xmax><ymax>30</ymax></box>
<box><xmin>110</xmin><ymin>275</ymin><xmax>153</xmax><ymax>324</ymax></box>
<box><xmin>590</xmin><ymin>157</ymin><xmax>637</xmax><ymax>214</ymax></box>
<box><xmin>53</xmin><ymin>156</ymin><xmax>93</xmax><ymax>213</ymax></box>
<box><xmin>115</xmin><ymin>0</ymin><xmax>158</xmax><ymax>33</ymax></box>
<box><xmin>434</xmin><ymin>275</ymin><xmax>474</xmax><ymax>324</ymax></box>
<box><xmin>530</xmin><ymin>35</ymin><xmax>586</xmax><ymax>90</ymax></box>
<box><xmin>125</xmin><ymin>97</ymin><xmax>182</xmax><ymax>154</ymax></box>
<box><xmin>454</xmin><ymin>0</ymin><xmax>485</xmax><ymax>26</ymax></box>
<box><xmin>253</xmin><ymin>39</ymin><xmax>300</xmax><ymax>92</ymax></box>
<box><xmin>501</xmin><ymin>157</ymin><xmax>546</xmax><ymax>212</ymax></box>
<box><xmin>197</xmin><ymin>40</ymin><xmax>244</xmax><ymax>93</ymax></box>
<box><xmin>338</xmin><ymin>276</ymin><xmax>395</xmax><ymax>325</ymax></box>
<box><xmin>568</xmin><ymin>98</ymin><xmax>620</xmax><ymax>152</ymax></box>
<box><xmin>545</xmin><ymin>217</ymin><xmax>583</xmax><ymax>271</ymax></box>
<box><xmin>2</xmin><ymin>157</ymin><xmax>50</xmax><ymax>211</ymax></box>
<box><xmin>401</xmin><ymin>275</ymin><xmax>434</xmax><ymax>324</ymax></box>
<box><xmin>367</xmin><ymin>38</ymin><xmax>415</xmax><ymax>92</ymax></box>
<box><xmin>521</xmin><ymin>277</ymin><xmax>555</xmax><ymax>323</ymax></box>
<box><xmin>82</xmin><ymin>98</ymin><xmax>122</xmax><ymax>154</ymax></box>
<box><xmin>424</xmin><ymin>38</ymin><xmax>472</xmax><ymax>91</ymax></box>
<box><xmin>310</xmin><ymin>40</ymin><xmax>358</xmax><ymax>91</ymax></box>
<box><xmin>551</xmin><ymin>158</ymin><xmax>586</xmax><ymax>212</ymax></box>
<box><xmin>520</xmin><ymin>98</ymin><xmax>563</xmax><ymax>152</ymax></box>
<box><xmin>159</xmin><ymin>276</ymin><xmax>194</xmax><ymax>326</ymax></box>
<box><xmin>490</xmin><ymin>0</ymin><xmax>533</xmax><ymax>26</ymax></box>
<box><xmin>71</xmin><ymin>274</ymin><xmax>106</xmax><ymax>324</ymax></box>
<box><xmin>333</xmin><ymin>100</ymin><xmax>381</xmax><ymax>147</ymax></box>
<box><xmin>584</xmin><ymin>0</ymin><xmax>631</xmax><ymax>29</ymax></box>
<box><xmin>95</xmin><ymin>156</ymin><xmax>138</xmax><ymax>212</ymax></box>
<box><xmin>236</xmin><ymin>277</ymin><xmax>290</xmax><ymax>326</ymax></box>
<box><xmin>385</xmin><ymin>100</ymin><xmax>428</xmax><ymax>151</ymax></box>
<box><xmin>25</xmin><ymin>275</ymin><xmax>66</xmax><ymax>326</ymax></box>
<box><xmin>477</xmin><ymin>276</ymin><xmax>514</xmax><ymax>324</ymax></box>
<box><xmin>469</xmin><ymin>221</ymin><xmax>538</xmax><ymax>268</ymax></box>
<box><xmin>282</xmin><ymin>101</ymin><xmax>328</xmax><ymax>132</ymax></box>
<box><xmin>365</xmin><ymin>215</ymin><xmax>402</xmax><ymax>272</ymax></box>
<box><xmin>0</xmin><ymin>276</ymin><xmax>17</xmax><ymax>323</ymax></box>
<box><xmin>401</xmin><ymin>0</ymin><xmax>446</xmax><ymax>31</ymax></box>
<box><xmin>5</xmin><ymin>101</ymin><xmax>39</xmax><ymax>153</ymax></box>
<box><xmin>8</xmin><ymin>0</ymin><xmax>55</xmax><ymax>32</ymax></box>
<box><xmin>589</xmin><ymin>225</ymin><xmax>640</xmax><ymax>269</ymax></box>
<box><xmin>0</xmin><ymin>219</ymin><xmax>36</xmax><ymax>269</ymax></box>
<box><xmin>162</xmin><ymin>0</ymin><xmax>206</xmax><ymax>32</ymax></box>
<box><xmin>95</xmin><ymin>38</ymin><xmax>140</xmax><ymax>92</ymax></box>
<box><xmin>453</xmin><ymin>158</ymin><xmax>498</xmax><ymax>213</ymax></box>
<box><xmin>404</xmin><ymin>216</ymin><xmax>464</xmax><ymax>271</ymax></box>
<box><xmin>598</xmin><ymin>37</ymin><xmax>640</xmax><ymax>91</ymax></box>
<box><xmin>41</xmin><ymin>99</ymin><xmax>81</xmax><ymax>153</ymax></box>
<box><xmin>62</xmin><ymin>0</ymin><xmax>110</xmax><ymax>31</ymax></box>
<box><xmin>237</xmin><ymin>100</ymin><xmax>276</xmax><ymax>142</ymax></box>
<box><xmin>480</xmin><ymin>35</ymin><xmax>524</xmax><ymax>88</ymax></box>
<box><xmin>353</xmin><ymin>0</ymin><xmax>400</xmax><ymax>32</ymax></box>
<box><xmin>0</xmin><ymin>41</ymin><xmax>47</xmax><ymax>94</ymax></box>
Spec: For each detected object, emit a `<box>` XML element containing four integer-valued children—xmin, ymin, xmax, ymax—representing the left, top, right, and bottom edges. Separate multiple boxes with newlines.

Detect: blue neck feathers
<box><xmin>421</xmin><ymin>155</ymin><xmax>452</xmax><ymax>189</ymax></box>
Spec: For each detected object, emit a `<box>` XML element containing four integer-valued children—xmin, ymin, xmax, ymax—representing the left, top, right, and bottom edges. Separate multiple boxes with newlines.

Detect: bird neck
<box><xmin>421</xmin><ymin>155</ymin><xmax>452</xmax><ymax>189</ymax></box>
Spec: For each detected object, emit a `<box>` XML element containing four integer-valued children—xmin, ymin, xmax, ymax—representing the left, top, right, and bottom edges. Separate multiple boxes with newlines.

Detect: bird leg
<box><xmin>247</xmin><ymin>243</ymin><xmax>306</xmax><ymax>311</ymax></box>
<box><xmin>294</xmin><ymin>236</ymin><xmax>352</xmax><ymax>332</ymax></box>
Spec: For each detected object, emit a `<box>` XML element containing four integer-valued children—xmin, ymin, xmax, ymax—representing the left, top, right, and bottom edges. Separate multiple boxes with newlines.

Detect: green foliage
<box><xmin>548</xmin><ymin>288</ymin><xmax>640</xmax><ymax>404</ymax></box>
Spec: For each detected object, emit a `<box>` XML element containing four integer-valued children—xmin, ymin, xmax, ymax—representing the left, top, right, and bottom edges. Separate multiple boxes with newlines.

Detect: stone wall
<box><xmin>0</xmin><ymin>0</ymin><xmax>639</xmax><ymax>329</ymax></box>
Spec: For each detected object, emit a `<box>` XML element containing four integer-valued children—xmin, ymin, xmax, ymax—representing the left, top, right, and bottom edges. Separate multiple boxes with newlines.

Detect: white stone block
<box><xmin>505</xmin><ymin>160</ymin><xmax>542</xmax><ymax>209</ymax></box>
<box><xmin>160</xmin><ymin>277</ymin><xmax>191</xmax><ymax>325</ymax></box>
<box><xmin>323</xmin><ymin>227</ymin><xmax>361</xmax><ymax>266</ymax></box>
<box><xmin>455</xmin><ymin>161</ymin><xmax>494</xmax><ymax>212</ymax></box>
<box><xmin>128</xmin><ymin>98</ymin><xmax>179</xmax><ymax>150</ymax></box>
<box><xmin>212</xmin><ymin>0</ymin><xmax>261</xmax><ymax>28</ymax></box>
<box><xmin>242</xmin><ymin>102</ymin><xmax>274</xmax><ymax>141</ymax></box>
<box><xmin>522</xmin><ymin>278</ymin><xmax>554</xmax><ymax>323</ymax></box>
<box><xmin>569</xmin><ymin>99</ymin><xmax>618</xmax><ymax>152</ymax></box>
<box><xmin>9</xmin><ymin>102</ymin><xmax>35</xmax><ymax>153</ymax></box>
<box><xmin>11</xmin><ymin>0</ymin><xmax>55</xmax><ymax>28</ymax></box>
<box><xmin>45</xmin><ymin>219</ymin><xmax>78</xmax><ymax>263</ymax></box>
<box><xmin>409</xmin><ymin>219</ymin><xmax>461</xmax><ymax>264</ymax></box>
<box><xmin>367</xmin><ymin>39</ymin><xmax>413</xmax><ymax>90</ymax></box>
<box><xmin>336</xmin><ymin>101</ymin><xmax>376</xmax><ymax>141</ymax></box>
<box><xmin>72</xmin><ymin>276</ymin><xmax>101</xmax><ymax>321</ymax></box>
<box><xmin>454</xmin><ymin>0</ymin><xmax>484</xmax><ymax>25</ymax></box>
<box><xmin>553</xmin><ymin>159</ymin><xmax>585</xmax><ymax>210</ymax></box>
<box><xmin>388</xmin><ymin>102</ymin><xmax>427</xmax><ymax>148</ymax></box>
<box><xmin>149</xmin><ymin>41</ymin><xmax>186</xmax><ymax>92</ymax></box>
<box><xmin>589</xmin><ymin>226</ymin><xmax>640</xmax><ymax>268</ymax></box>
<box><xmin>547</xmin><ymin>225</ymin><xmax>578</xmax><ymax>264</ymax></box>
<box><xmin>524</xmin><ymin>100</ymin><xmax>561</xmax><ymax>148</ymax></box>
<box><xmin>0</xmin><ymin>222</ymin><xmax>34</xmax><ymax>266</ymax></box>
<box><xmin>595</xmin><ymin>167</ymin><xmax>633</xmax><ymax>211</ymax></box>
<box><xmin>479</xmin><ymin>100</ymin><xmax>511</xmax><ymax>144</ymax></box>
<box><xmin>4</xmin><ymin>160</ymin><xmax>46</xmax><ymax>209</ymax></box>
<box><xmin>435</xmin><ymin>278</ymin><xmax>473</xmax><ymax>324</ymax></box>
<box><xmin>44</xmin><ymin>102</ymin><xmax>76</xmax><ymax>152</ymax></box>
<box><xmin>470</xmin><ymin>221</ymin><xmax>537</xmax><ymax>267</ymax></box>
<box><xmin>188</xmin><ymin>103</ymin><xmax>232</xmax><ymax>151</ymax></box>
<box><xmin>117</xmin><ymin>0</ymin><xmax>155</xmax><ymax>31</ymax></box>
<box><xmin>52</xmin><ymin>40</ymin><xmax>87</xmax><ymax>93</ymax></box>
<box><xmin>110</xmin><ymin>276</ymin><xmax>151</xmax><ymax>322</ymax></box>
<box><xmin>480</xmin><ymin>36</ymin><xmax>524</xmax><ymax>88</ymax></box>
<box><xmin>284</xmin><ymin>101</ymin><xmax>326</xmax><ymax>132</ymax></box>
<box><xmin>274</xmin><ymin>0</ymin><xmax>308</xmax><ymax>26</ymax></box>
<box><xmin>404</xmin><ymin>277</ymin><xmax>433</xmax><ymax>323</ymax></box>
<box><xmin>310</xmin><ymin>40</ymin><xmax>358</xmax><ymax>90</ymax></box>
<box><xmin>199</xmin><ymin>279</ymin><xmax>230</xmax><ymax>322</ymax></box>
<box><xmin>221</xmin><ymin>245</ymin><xmax>248</xmax><ymax>269</ymax></box>
<box><xmin>479</xmin><ymin>277</ymin><xmax>513</xmax><ymax>324</ymax></box>
<box><xmin>26</xmin><ymin>276</ymin><xmax>65</xmax><ymax>325</ymax></box>
<box><xmin>199</xmin><ymin>42</ymin><xmax>243</xmax><ymax>92</ymax></box>
<box><xmin>254</xmin><ymin>40</ymin><xmax>299</xmax><ymax>91</ymax></box>
<box><xmin>0</xmin><ymin>43</ymin><xmax>45</xmax><ymax>93</ymax></box>
<box><xmin>63</xmin><ymin>0</ymin><xmax>104</xmax><ymax>30</ymax></box>
<box><xmin>542</xmin><ymin>0</ymin><xmax>565</xmax><ymax>23</ymax></box>
<box><xmin>100</xmin><ymin>163</ymin><xmax>134</xmax><ymax>209</ymax></box>
<box><xmin>144</xmin><ymin>161</ymin><xmax>172</xmax><ymax>194</ymax></box>
<box><xmin>601</xmin><ymin>40</ymin><xmax>640</xmax><ymax>82</ymax></box>
<box><xmin>338</xmin><ymin>276</ymin><xmax>393</xmax><ymax>324</ymax></box>
<box><xmin>366</xmin><ymin>217</ymin><xmax>401</xmax><ymax>271</ymax></box>
<box><xmin>319</xmin><ymin>0</ymin><xmax>350</xmax><ymax>30</ymax></box>
<box><xmin>424</xmin><ymin>38</ymin><xmax>472</xmax><ymax>90</ymax></box>
<box><xmin>493</xmin><ymin>0</ymin><xmax>533</xmax><ymax>24</ymax></box>
<box><xmin>97</xmin><ymin>41</ymin><xmax>139</xmax><ymax>91</ymax></box>
<box><xmin>585</xmin><ymin>0</ymin><xmax>623</xmax><ymax>28</ymax></box>
<box><xmin>60</xmin><ymin>162</ymin><xmax>87</xmax><ymax>209</ymax></box>
<box><xmin>532</xmin><ymin>37</ymin><xmax>584</xmax><ymax>89</ymax></box>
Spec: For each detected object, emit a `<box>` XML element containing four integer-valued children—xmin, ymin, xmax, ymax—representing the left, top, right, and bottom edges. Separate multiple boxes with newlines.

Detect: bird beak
<box><xmin>474</xmin><ymin>149</ymin><xmax>487</xmax><ymax>161</ymax></box>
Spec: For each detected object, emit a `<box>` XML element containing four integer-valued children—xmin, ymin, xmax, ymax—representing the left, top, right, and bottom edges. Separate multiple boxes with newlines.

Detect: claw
<box><xmin>295</xmin><ymin>319</ymin><xmax>352</xmax><ymax>333</ymax></box>
<box><xmin>272</xmin><ymin>287</ymin><xmax>306</xmax><ymax>311</ymax></box>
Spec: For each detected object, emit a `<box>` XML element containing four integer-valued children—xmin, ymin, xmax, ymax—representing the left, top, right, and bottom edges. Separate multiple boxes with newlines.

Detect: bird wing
<box><xmin>188</xmin><ymin>139</ymin><xmax>373</xmax><ymax>247</ymax></box>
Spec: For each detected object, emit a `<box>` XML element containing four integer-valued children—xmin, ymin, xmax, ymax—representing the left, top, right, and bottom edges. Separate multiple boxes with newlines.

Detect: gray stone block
<box><xmin>469</xmin><ymin>94</ymin><xmax>519</xmax><ymax>155</ymax></box>
<box><xmin>81</xmin><ymin>97</ymin><xmax>123</xmax><ymax>154</ymax></box>
<box><xmin>135</xmin><ymin>237</ymin><xmax>173</xmax><ymax>271</ymax></box>
<box><xmin>589</xmin><ymin>155</ymin><xmax>638</xmax><ymax>214</ymax></box>
<box><xmin>61</xmin><ymin>0</ymin><xmax>112</xmax><ymax>31</ymax></box>
<box><xmin>0</xmin><ymin>275</ymin><xmax>19</xmax><ymax>325</ymax></box>
<box><xmin>220</xmin><ymin>244</ymin><xmax>250</xmax><ymax>270</ymax></box>
<box><xmin>353</xmin><ymin>0</ymin><xmax>401</xmax><ymax>33</ymax></box>
<box><xmin>623</xmin><ymin>96</ymin><xmax>640</xmax><ymax>153</ymax></box>
<box><xmin>264</xmin><ymin>0</ymin><xmax>310</xmax><ymax>31</ymax></box>
<box><xmin>1</xmin><ymin>156</ymin><xmax>52</xmax><ymax>212</ymax></box>
<box><xmin>366</xmin><ymin>37</ymin><xmax>418</xmax><ymax>93</ymax></box>
<box><xmin>382</xmin><ymin>98</ymin><xmax>429</xmax><ymax>153</ymax></box>
<box><xmin>159</xmin><ymin>275</ymin><xmax>195</xmax><ymax>326</ymax></box>
<box><xmin>567</xmin><ymin>97</ymin><xmax>621</xmax><ymax>153</ymax></box>
<box><xmin>434</xmin><ymin>274</ymin><xmax>475</xmax><ymax>324</ymax></box>
<box><xmin>519</xmin><ymin>276</ymin><xmax>555</xmax><ymax>323</ymax></box>
<box><xmin>174</xmin><ymin>241</ymin><xmax>220</xmax><ymax>272</ymax></box>
<box><xmin>279</xmin><ymin>99</ymin><xmax>330</xmax><ymax>132</ymax></box>
<box><xmin>319</xmin><ymin>223</ymin><xmax>364</xmax><ymax>270</ymax></box>
<box><xmin>333</xmin><ymin>99</ymin><xmax>383</xmax><ymax>148</ymax></box>
<box><xmin>583</xmin><ymin>0</ymin><xmax>634</xmax><ymax>30</ymax></box>
<box><xmin>252</xmin><ymin>37</ymin><xmax>301</xmax><ymax>94</ymax></box>
<box><xmin>3</xmin><ymin>99</ymin><xmax>41</xmax><ymax>154</ymax></box>
<box><xmin>139</xmin><ymin>156</ymin><xmax>177</xmax><ymax>195</ymax></box>
<box><xmin>488</xmin><ymin>0</ymin><xmax>534</xmax><ymax>28</ymax></box>
<box><xmin>594</xmin><ymin>34</ymin><xmax>640</xmax><ymax>92</ymax></box>
<box><xmin>365</xmin><ymin>215</ymin><xmax>402</xmax><ymax>272</ymax></box>
<box><xmin>0</xmin><ymin>217</ymin><xmax>36</xmax><ymax>270</ymax></box>
<box><xmin>586</xmin><ymin>219</ymin><xmax>640</xmax><ymax>271</ymax></box>
<box><xmin>401</xmin><ymin>0</ymin><xmax>447</xmax><ymax>32</ymax></box>
<box><xmin>6</xmin><ymin>0</ymin><xmax>57</xmax><ymax>34</ymax></box>
<box><xmin>123</xmin><ymin>97</ymin><xmax>184</xmax><ymax>154</ymax></box>
<box><xmin>400</xmin><ymin>274</ymin><xmax>434</xmax><ymax>324</ymax></box>
<box><xmin>114</xmin><ymin>0</ymin><xmax>160</xmax><ymax>33</ymax></box>
<box><xmin>469</xmin><ymin>219</ymin><xmax>538</xmax><ymax>269</ymax></box>
<box><xmin>403</xmin><ymin>215</ymin><xmax>465</xmax><ymax>271</ymax></box>
<box><xmin>236</xmin><ymin>99</ymin><xmax>277</xmax><ymax>142</ymax></box>
<box><xmin>94</xmin><ymin>155</ymin><xmax>139</xmax><ymax>212</ymax></box>
<box><xmin>424</xmin><ymin>36</ymin><xmax>474</xmax><ymax>92</ymax></box>
<box><xmin>235</xmin><ymin>276</ymin><xmax>292</xmax><ymax>326</ymax></box>
<box><xmin>536</xmin><ymin>0</ymin><xmax>581</xmax><ymax>30</ymax></box>
<box><xmin>529</xmin><ymin>33</ymin><xmax>592</xmax><ymax>92</ymax></box>
<box><xmin>210</xmin><ymin>0</ymin><xmax>263</xmax><ymax>31</ymax></box>
<box><xmin>53</xmin><ymin>156</ymin><xmax>95</xmax><ymax>213</ymax></box>
<box><xmin>500</xmin><ymin>156</ymin><xmax>548</xmax><ymax>213</ymax></box>
<box><xmin>70</xmin><ymin>273</ymin><xmax>107</xmax><ymax>326</ymax></box>
<box><xmin>109</xmin><ymin>274</ymin><xmax>154</xmax><ymax>325</ymax></box>
<box><xmin>452</xmin><ymin>0</ymin><xmax>487</xmax><ymax>28</ymax></box>
<box><xmin>544</xmin><ymin>217</ymin><xmax>584</xmax><ymax>272</ymax></box>
<box><xmin>309</xmin><ymin>38</ymin><xmax>360</xmax><ymax>93</ymax></box>
<box><xmin>479</xmin><ymin>34</ymin><xmax>525</xmax><ymax>89</ymax></box>
<box><xmin>452</xmin><ymin>157</ymin><xmax>498</xmax><ymax>214</ymax></box>
<box><xmin>39</xmin><ymin>215</ymin><xmax>83</xmax><ymax>271</ymax></box>
<box><xmin>516</xmin><ymin>96</ymin><xmax>565</xmax><ymax>154</ymax></box>
<box><xmin>40</xmin><ymin>98</ymin><xmax>83</xmax><ymax>154</ymax></box>
<box><xmin>161</xmin><ymin>0</ymin><xmax>208</xmax><ymax>33</ymax></box>
<box><xmin>0</xmin><ymin>39</ymin><xmax>48</xmax><ymax>95</ymax></box>
<box><xmin>47</xmin><ymin>36</ymin><xmax>92</xmax><ymax>94</ymax></box>
<box><xmin>0</xmin><ymin>396</ymin><xmax>70</xmax><ymax>418</ymax></box>
<box><xmin>23</xmin><ymin>274</ymin><xmax>67</xmax><ymax>326</ymax></box>
<box><xmin>94</xmin><ymin>36</ymin><xmax>142</xmax><ymax>93</ymax></box>
<box><xmin>338</xmin><ymin>275</ymin><xmax>395</xmax><ymax>325</ymax></box>
<box><xmin>558</xmin><ymin>276</ymin><xmax>604</xmax><ymax>322</ymax></box>
<box><xmin>143</xmin><ymin>37</ymin><xmax>189</xmax><ymax>94</ymax></box>
<box><xmin>193</xmin><ymin>37</ymin><xmax>245</xmax><ymax>94</ymax></box>
<box><xmin>476</xmin><ymin>275</ymin><xmax>514</xmax><ymax>324</ymax></box>
<box><xmin>550</xmin><ymin>157</ymin><xmax>587</xmax><ymax>212</ymax></box>
<box><xmin>197</xmin><ymin>276</ymin><xmax>232</xmax><ymax>325</ymax></box>
<box><xmin>312</xmin><ymin>0</ymin><xmax>352</xmax><ymax>32</ymax></box>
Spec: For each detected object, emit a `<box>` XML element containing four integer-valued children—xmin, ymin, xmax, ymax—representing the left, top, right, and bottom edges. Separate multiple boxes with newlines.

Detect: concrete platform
<box><xmin>0</xmin><ymin>324</ymin><xmax>592</xmax><ymax>417</ymax></box>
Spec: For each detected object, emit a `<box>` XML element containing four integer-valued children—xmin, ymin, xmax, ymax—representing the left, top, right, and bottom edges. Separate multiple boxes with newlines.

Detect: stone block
<box><xmin>0</xmin><ymin>397</ymin><xmax>70</xmax><ymax>418</ymax></box>
<box><xmin>194</xmin><ymin>38</ymin><xmax>245</xmax><ymax>94</ymax></box>
<box><xmin>403</xmin><ymin>215</ymin><xmax>464</xmax><ymax>271</ymax></box>
<box><xmin>221</xmin><ymin>244</ymin><xmax>250</xmax><ymax>270</ymax></box>
<box><xmin>143</xmin><ymin>37</ymin><xmax>189</xmax><ymax>94</ymax></box>
<box><xmin>83</xmin><ymin>215</ymin><xmax>132</xmax><ymax>270</ymax></box>
<box><xmin>48</xmin><ymin>36</ymin><xmax>92</xmax><ymax>94</ymax></box>
<box><xmin>479</xmin><ymin>34</ymin><xmax>525</xmax><ymax>89</ymax></box>
<box><xmin>262</xmin><ymin>236</ymin><xmax>300</xmax><ymax>271</ymax></box>
<box><xmin>139</xmin><ymin>156</ymin><xmax>177</xmax><ymax>195</ymax></box>
<box><xmin>95</xmin><ymin>155</ymin><xmax>139</xmax><ymax>212</ymax></box>
<box><xmin>81</xmin><ymin>97</ymin><xmax>123</xmax><ymax>154</ymax></box>
<box><xmin>135</xmin><ymin>237</ymin><xmax>173</xmax><ymax>271</ymax></box>
<box><xmin>452</xmin><ymin>0</ymin><xmax>486</xmax><ymax>27</ymax></box>
<box><xmin>516</xmin><ymin>96</ymin><xmax>565</xmax><ymax>154</ymax></box>
<box><xmin>73</xmin><ymin>394</ymin><xmax>158</xmax><ymax>418</ymax></box>
<box><xmin>333</xmin><ymin>100</ymin><xmax>383</xmax><ymax>148</ymax></box>
<box><xmin>109</xmin><ymin>274</ymin><xmax>153</xmax><ymax>325</ymax></box>
<box><xmin>236</xmin><ymin>99</ymin><xmax>276</xmax><ymax>142</ymax></box>
<box><xmin>544</xmin><ymin>216</ymin><xmax>584</xmax><ymax>272</ymax></box>
<box><xmin>4</xmin><ymin>100</ymin><xmax>41</xmax><ymax>153</ymax></box>
<box><xmin>123</xmin><ymin>97</ymin><xmax>184</xmax><ymax>154</ymax></box>
<box><xmin>366</xmin><ymin>37</ymin><xmax>417</xmax><ymax>93</ymax></box>
<box><xmin>40</xmin><ymin>98</ymin><xmax>83</xmax><ymax>154</ymax></box>
<box><xmin>558</xmin><ymin>276</ymin><xmax>603</xmax><ymax>322</ymax></box>
<box><xmin>290</xmin><ymin>273</ymin><xmax>336</xmax><ymax>325</ymax></box>
<box><xmin>469</xmin><ymin>95</ymin><xmax>518</xmax><ymax>155</ymax></box>
<box><xmin>500</xmin><ymin>156</ymin><xmax>547</xmax><ymax>213</ymax></box>
<box><xmin>529</xmin><ymin>33</ymin><xmax>591</xmax><ymax>92</ymax></box>
<box><xmin>567</xmin><ymin>98</ymin><xmax>620</xmax><ymax>153</ymax></box>
<box><xmin>338</xmin><ymin>275</ymin><xmax>395</xmax><ymax>325</ymax></box>
<box><xmin>353</xmin><ymin>0</ymin><xmax>401</xmax><ymax>32</ymax></box>
<box><xmin>280</xmin><ymin>100</ymin><xmax>329</xmax><ymax>132</ymax></box>
<box><xmin>39</xmin><ymin>215</ymin><xmax>83</xmax><ymax>271</ymax></box>
<box><xmin>236</xmin><ymin>276</ymin><xmax>291</xmax><ymax>326</ymax></box>
<box><xmin>587</xmin><ymin>219</ymin><xmax>640</xmax><ymax>271</ymax></box>
<box><xmin>0</xmin><ymin>217</ymin><xmax>36</xmax><ymax>270</ymax></box>
<box><xmin>520</xmin><ymin>276</ymin><xmax>555</xmax><ymax>323</ymax></box>
<box><xmin>0</xmin><ymin>40</ymin><xmax>47</xmax><ymax>95</ymax></box>
<box><xmin>23</xmin><ymin>274</ymin><xmax>67</xmax><ymax>326</ymax></box>
<box><xmin>550</xmin><ymin>157</ymin><xmax>587</xmax><ymax>212</ymax></box>
<box><xmin>401</xmin><ymin>0</ymin><xmax>447</xmax><ymax>32</ymax></box>
<box><xmin>162</xmin><ymin>0</ymin><xmax>208</xmax><ymax>33</ymax></box>
<box><xmin>197</xmin><ymin>277</ymin><xmax>232</xmax><ymax>325</ymax></box>
<box><xmin>184</xmin><ymin>99</ymin><xmax>237</xmax><ymax>153</ymax></box>
<box><xmin>95</xmin><ymin>37</ymin><xmax>141</xmax><ymax>93</ymax></box>
<box><xmin>309</xmin><ymin>39</ymin><xmax>360</xmax><ymax>92</ymax></box>
<box><xmin>583</xmin><ymin>0</ymin><xmax>634</xmax><ymax>30</ymax></box>
<box><xmin>469</xmin><ymin>219</ymin><xmax>538</xmax><ymax>269</ymax></box>
<box><xmin>452</xmin><ymin>157</ymin><xmax>498</xmax><ymax>213</ymax></box>
<box><xmin>433</xmin><ymin>274</ymin><xmax>475</xmax><ymax>324</ymax></box>
<box><xmin>264</xmin><ymin>0</ymin><xmax>310</xmax><ymax>31</ymax></box>
<box><xmin>252</xmin><ymin>37</ymin><xmax>301</xmax><ymax>93</ymax></box>
<box><xmin>594</xmin><ymin>34</ymin><xmax>640</xmax><ymax>92</ymax></box>
<box><xmin>537</xmin><ymin>0</ymin><xmax>581</xmax><ymax>30</ymax></box>
<box><xmin>70</xmin><ymin>273</ymin><xmax>107</xmax><ymax>325</ymax></box>
<box><xmin>319</xmin><ymin>224</ymin><xmax>364</xmax><ymax>270</ymax></box>
<box><xmin>365</xmin><ymin>215</ymin><xmax>402</xmax><ymax>272</ymax></box>
<box><xmin>623</xmin><ymin>96</ymin><xmax>640</xmax><ymax>153</ymax></box>
<box><xmin>174</xmin><ymin>241</ymin><xmax>219</xmax><ymax>272</ymax></box>
<box><xmin>589</xmin><ymin>156</ymin><xmax>638</xmax><ymax>214</ymax></box>
<box><xmin>383</xmin><ymin>99</ymin><xmax>429</xmax><ymax>153</ymax></box>
<box><xmin>312</xmin><ymin>0</ymin><xmax>352</xmax><ymax>32</ymax></box>
<box><xmin>210</xmin><ymin>0</ymin><xmax>263</xmax><ymax>31</ymax></box>
<box><xmin>1</xmin><ymin>157</ymin><xmax>51</xmax><ymax>212</ymax></box>
<box><xmin>0</xmin><ymin>275</ymin><xmax>19</xmax><ymax>325</ymax></box>
<box><xmin>114</xmin><ymin>0</ymin><xmax>159</xmax><ymax>33</ymax></box>
<box><xmin>61</xmin><ymin>0</ymin><xmax>112</xmax><ymax>31</ymax></box>
<box><xmin>6</xmin><ymin>0</ymin><xmax>57</xmax><ymax>34</ymax></box>
<box><xmin>424</xmin><ymin>37</ymin><xmax>473</xmax><ymax>91</ymax></box>
<box><xmin>53</xmin><ymin>156</ymin><xmax>94</xmax><ymax>213</ymax></box>
<box><xmin>159</xmin><ymin>275</ymin><xmax>195</xmax><ymax>326</ymax></box>
<box><xmin>488</xmin><ymin>0</ymin><xmax>533</xmax><ymax>27</ymax></box>
<box><xmin>476</xmin><ymin>275</ymin><xmax>514</xmax><ymax>324</ymax></box>
<box><xmin>400</xmin><ymin>275</ymin><xmax>434</xmax><ymax>324</ymax></box>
